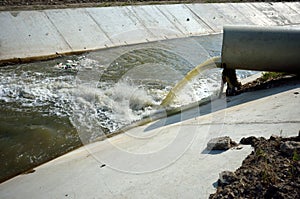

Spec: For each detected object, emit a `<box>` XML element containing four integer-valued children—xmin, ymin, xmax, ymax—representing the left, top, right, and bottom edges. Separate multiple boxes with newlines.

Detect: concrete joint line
<box><xmin>243</xmin><ymin>3</ymin><xmax>274</xmax><ymax>26</ymax></box>
<box><xmin>284</xmin><ymin>2</ymin><xmax>300</xmax><ymax>15</ymax></box>
<box><xmin>251</xmin><ymin>3</ymin><xmax>291</xmax><ymax>26</ymax></box>
<box><xmin>270</xmin><ymin>3</ymin><xmax>294</xmax><ymax>25</ymax></box>
<box><xmin>154</xmin><ymin>5</ymin><xmax>186</xmax><ymax>36</ymax></box>
<box><xmin>245</xmin><ymin>3</ymin><xmax>274</xmax><ymax>25</ymax></box>
<box><xmin>227</xmin><ymin>3</ymin><xmax>253</xmax><ymax>25</ymax></box>
<box><xmin>184</xmin><ymin>4</ymin><xmax>215</xmax><ymax>33</ymax></box>
<box><xmin>84</xmin><ymin>9</ymin><xmax>115</xmax><ymax>46</ymax></box>
<box><xmin>124</xmin><ymin>6</ymin><xmax>156</xmax><ymax>39</ymax></box>
<box><xmin>44</xmin><ymin>12</ymin><xmax>73</xmax><ymax>51</ymax></box>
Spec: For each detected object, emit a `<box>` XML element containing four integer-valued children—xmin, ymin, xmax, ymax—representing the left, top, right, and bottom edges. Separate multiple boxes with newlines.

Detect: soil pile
<box><xmin>240</xmin><ymin>75</ymin><xmax>300</xmax><ymax>94</ymax></box>
<box><xmin>210</xmin><ymin>134</ymin><xmax>300</xmax><ymax>198</ymax></box>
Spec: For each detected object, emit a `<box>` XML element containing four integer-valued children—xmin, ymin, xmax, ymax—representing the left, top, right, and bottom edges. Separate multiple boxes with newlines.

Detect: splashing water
<box><xmin>0</xmin><ymin>34</ymin><xmax>257</xmax><ymax>182</ymax></box>
<box><xmin>161</xmin><ymin>56</ymin><xmax>222</xmax><ymax>107</ymax></box>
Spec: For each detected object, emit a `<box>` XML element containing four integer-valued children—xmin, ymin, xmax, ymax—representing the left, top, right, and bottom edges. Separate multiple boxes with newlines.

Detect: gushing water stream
<box><xmin>161</xmin><ymin>56</ymin><xmax>222</xmax><ymax>106</ymax></box>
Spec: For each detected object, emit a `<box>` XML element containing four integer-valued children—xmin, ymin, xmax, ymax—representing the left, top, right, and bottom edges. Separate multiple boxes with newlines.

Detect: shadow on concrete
<box><xmin>144</xmin><ymin>77</ymin><xmax>300</xmax><ymax>132</ymax></box>
<box><xmin>201</xmin><ymin>149</ymin><xmax>226</xmax><ymax>155</ymax></box>
<box><xmin>212</xmin><ymin>181</ymin><xmax>219</xmax><ymax>188</ymax></box>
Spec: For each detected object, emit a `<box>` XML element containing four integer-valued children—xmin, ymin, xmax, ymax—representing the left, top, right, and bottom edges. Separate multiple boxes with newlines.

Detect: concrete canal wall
<box><xmin>1</xmin><ymin>2</ymin><xmax>300</xmax><ymax>64</ymax></box>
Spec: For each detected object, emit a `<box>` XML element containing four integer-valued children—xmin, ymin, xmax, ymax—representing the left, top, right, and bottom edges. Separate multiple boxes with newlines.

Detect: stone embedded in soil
<box><xmin>207</xmin><ymin>136</ymin><xmax>237</xmax><ymax>150</ymax></box>
<box><xmin>239</xmin><ymin>136</ymin><xmax>266</xmax><ymax>147</ymax></box>
<box><xmin>209</xmin><ymin>134</ymin><xmax>300</xmax><ymax>199</ymax></box>
<box><xmin>280</xmin><ymin>141</ymin><xmax>300</xmax><ymax>156</ymax></box>
<box><xmin>240</xmin><ymin>136</ymin><xmax>259</xmax><ymax>146</ymax></box>
<box><xmin>218</xmin><ymin>171</ymin><xmax>238</xmax><ymax>186</ymax></box>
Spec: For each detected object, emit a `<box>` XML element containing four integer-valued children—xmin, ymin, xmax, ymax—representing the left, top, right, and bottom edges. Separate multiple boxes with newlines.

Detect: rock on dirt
<box><xmin>209</xmin><ymin>134</ymin><xmax>300</xmax><ymax>198</ymax></box>
<box><xmin>218</xmin><ymin>171</ymin><xmax>238</xmax><ymax>186</ymax></box>
<box><xmin>280</xmin><ymin>141</ymin><xmax>300</xmax><ymax>156</ymax></box>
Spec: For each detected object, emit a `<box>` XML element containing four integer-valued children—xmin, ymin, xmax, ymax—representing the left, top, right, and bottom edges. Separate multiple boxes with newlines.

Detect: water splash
<box><xmin>160</xmin><ymin>56</ymin><xmax>222</xmax><ymax>107</ymax></box>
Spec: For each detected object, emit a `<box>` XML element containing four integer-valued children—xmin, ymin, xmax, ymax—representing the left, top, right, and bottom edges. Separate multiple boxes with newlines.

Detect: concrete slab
<box><xmin>251</xmin><ymin>2</ymin><xmax>291</xmax><ymax>25</ymax></box>
<box><xmin>127</xmin><ymin>5</ymin><xmax>184</xmax><ymax>40</ymax></box>
<box><xmin>285</xmin><ymin>1</ymin><xmax>300</xmax><ymax>12</ymax></box>
<box><xmin>155</xmin><ymin>4</ymin><xmax>213</xmax><ymax>35</ymax></box>
<box><xmin>45</xmin><ymin>8</ymin><xmax>113</xmax><ymax>51</ymax></box>
<box><xmin>1</xmin><ymin>81</ymin><xmax>299</xmax><ymax>198</ymax></box>
<box><xmin>213</xmin><ymin>3</ymin><xmax>254</xmax><ymax>26</ymax></box>
<box><xmin>230</xmin><ymin>3</ymin><xmax>277</xmax><ymax>26</ymax></box>
<box><xmin>86</xmin><ymin>6</ymin><xmax>155</xmax><ymax>46</ymax></box>
<box><xmin>286</xmin><ymin>24</ymin><xmax>300</xmax><ymax>29</ymax></box>
<box><xmin>186</xmin><ymin>3</ymin><xmax>230</xmax><ymax>32</ymax></box>
<box><xmin>0</xmin><ymin>11</ymin><xmax>71</xmax><ymax>60</ymax></box>
<box><xmin>272</xmin><ymin>2</ymin><xmax>300</xmax><ymax>24</ymax></box>
<box><xmin>1</xmin><ymin>2</ymin><xmax>300</xmax><ymax>63</ymax></box>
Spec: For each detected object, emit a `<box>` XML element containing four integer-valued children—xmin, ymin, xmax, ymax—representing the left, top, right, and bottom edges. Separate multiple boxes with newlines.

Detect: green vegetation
<box><xmin>293</xmin><ymin>150</ymin><xmax>300</xmax><ymax>161</ymax></box>
<box><xmin>260</xmin><ymin>164</ymin><xmax>277</xmax><ymax>184</ymax></box>
<box><xmin>260</xmin><ymin>72</ymin><xmax>286</xmax><ymax>82</ymax></box>
<box><xmin>255</xmin><ymin>148</ymin><xmax>266</xmax><ymax>158</ymax></box>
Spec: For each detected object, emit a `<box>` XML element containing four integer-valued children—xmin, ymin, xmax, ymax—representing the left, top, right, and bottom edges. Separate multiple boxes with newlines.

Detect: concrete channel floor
<box><xmin>0</xmin><ymin>79</ymin><xmax>299</xmax><ymax>198</ymax></box>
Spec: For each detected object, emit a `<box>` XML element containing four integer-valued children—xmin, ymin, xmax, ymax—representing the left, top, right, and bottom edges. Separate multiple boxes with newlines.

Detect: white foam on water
<box><xmin>68</xmin><ymin>78</ymin><xmax>161</xmax><ymax>142</ymax></box>
<box><xmin>0</xmin><ymin>55</ymin><xmax>256</xmax><ymax>143</ymax></box>
<box><xmin>0</xmin><ymin>58</ymin><xmax>161</xmax><ymax>142</ymax></box>
<box><xmin>167</xmin><ymin>68</ymin><xmax>222</xmax><ymax>107</ymax></box>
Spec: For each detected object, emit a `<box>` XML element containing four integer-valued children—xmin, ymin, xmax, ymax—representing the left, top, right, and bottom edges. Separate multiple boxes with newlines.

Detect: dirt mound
<box><xmin>210</xmin><ymin>134</ymin><xmax>300</xmax><ymax>198</ymax></box>
<box><xmin>240</xmin><ymin>75</ymin><xmax>300</xmax><ymax>93</ymax></box>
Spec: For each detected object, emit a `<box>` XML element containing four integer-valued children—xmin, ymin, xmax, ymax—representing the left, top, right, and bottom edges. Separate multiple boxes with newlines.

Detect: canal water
<box><xmin>0</xmin><ymin>34</ymin><xmax>255</xmax><ymax>182</ymax></box>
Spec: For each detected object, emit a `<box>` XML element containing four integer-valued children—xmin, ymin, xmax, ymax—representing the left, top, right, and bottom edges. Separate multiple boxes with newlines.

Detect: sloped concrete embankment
<box><xmin>0</xmin><ymin>77</ymin><xmax>299</xmax><ymax>198</ymax></box>
<box><xmin>1</xmin><ymin>2</ymin><xmax>300</xmax><ymax>64</ymax></box>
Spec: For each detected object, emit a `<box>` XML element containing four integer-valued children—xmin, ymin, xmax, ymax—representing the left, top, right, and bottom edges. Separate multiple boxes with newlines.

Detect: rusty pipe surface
<box><xmin>221</xmin><ymin>26</ymin><xmax>300</xmax><ymax>73</ymax></box>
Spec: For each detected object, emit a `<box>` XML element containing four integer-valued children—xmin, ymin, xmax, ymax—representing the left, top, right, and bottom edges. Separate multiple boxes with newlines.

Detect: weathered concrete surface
<box><xmin>1</xmin><ymin>2</ymin><xmax>300</xmax><ymax>63</ymax></box>
<box><xmin>0</xmin><ymin>80</ymin><xmax>299</xmax><ymax>198</ymax></box>
<box><xmin>0</xmin><ymin>11</ymin><xmax>72</xmax><ymax>60</ymax></box>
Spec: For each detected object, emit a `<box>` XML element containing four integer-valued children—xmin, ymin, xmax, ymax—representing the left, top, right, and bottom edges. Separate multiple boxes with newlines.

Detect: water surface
<box><xmin>0</xmin><ymin>34</ymin><xmax>256</xmax><ymax>182</ymax></box>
